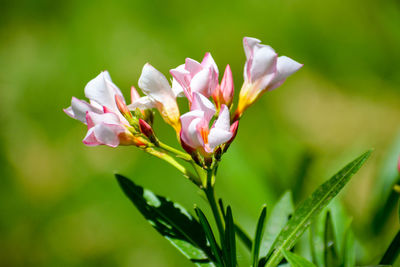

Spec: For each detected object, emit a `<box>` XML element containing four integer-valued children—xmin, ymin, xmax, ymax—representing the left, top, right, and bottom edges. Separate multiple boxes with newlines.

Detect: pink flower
<box><xmin>128</xmin><ymin>64</ymin><xmax>181</xmax><ymax>133</ymax></box>
<box><xmin>236</xmin><ymin>37</ymin><xmax>303</xmax><ymax>118</ymax></box>
<box><xmin>64</xmin><ymin>71</ymin><xmax>143</xmax><ymax>147</ymax></box>
<box><xmin>212</xmin><ymin>64</ymin><xmax>234</xmax><ymax>109</ymax></box>
<box><xmin>170</xmin><ymin>53</ymin><xmax>219</xmax><ymax>103</ymax></box>
<box><xmin>180</xmin><ymin>92</ymin><xmax>234</xmax><ymax>156</ymax></box>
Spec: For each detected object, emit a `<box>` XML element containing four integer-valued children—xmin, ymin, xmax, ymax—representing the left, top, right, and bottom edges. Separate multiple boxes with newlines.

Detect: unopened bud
<box><xmin>139</xmin><ymin>119</ymin><xmax>157</xmax><ymax>144</ymax></box>
<box><xmin>115</xmin><ymin>95</ymin><xmax>133</xmax><ymax>122</ymax></box>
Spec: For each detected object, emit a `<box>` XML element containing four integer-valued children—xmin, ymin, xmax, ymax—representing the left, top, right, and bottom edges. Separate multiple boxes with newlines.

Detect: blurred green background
<box><xmin>1</xmin><ymin>0</ymin><xmax>400</xmax><ymax>266</ymax></box>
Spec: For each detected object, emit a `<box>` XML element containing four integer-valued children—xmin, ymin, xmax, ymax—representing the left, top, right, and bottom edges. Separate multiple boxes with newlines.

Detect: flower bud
<box><xmin>115</xmin><ymin>94</ymin><xmax>133</xmax><ymax>122</ymax></box>
<box><xmin>139</xmin><ymin>118</ymin><xmax>158</xmax><ymax>144</ymax></box>
<box><xmin>212</xmin><ymin>65</ymin><xmax>234</xmax><ymax>109</ymax></box>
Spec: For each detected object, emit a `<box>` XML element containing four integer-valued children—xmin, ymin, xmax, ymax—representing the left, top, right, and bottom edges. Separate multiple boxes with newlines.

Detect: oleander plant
<box><xmin>64</xmin><ymin>37</ymin><xmax>399</xmax><ymax>267</ymax></box>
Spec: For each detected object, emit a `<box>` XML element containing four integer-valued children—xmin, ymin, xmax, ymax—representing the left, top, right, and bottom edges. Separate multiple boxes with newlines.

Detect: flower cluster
<box><xmin>65</xmin><ymin>37</ymin><xmax>302</xmax><ymax>169</ymax></box>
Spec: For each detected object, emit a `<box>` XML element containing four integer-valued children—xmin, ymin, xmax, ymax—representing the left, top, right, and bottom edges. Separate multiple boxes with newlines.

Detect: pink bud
<box><xmin>115</xmin><ymin>95</ymin><xmax>133</xmax><ymax>122</ymax></box>
<box><xmin>212</xmin><ymin>65</ymin><xmax>234</xmax><ymax>109</ymax></box>
<box><xmin>139</xmin><ymin>119</ymin><xmax>157</xmax><ymax>143</ymax></box>
<box><xmin>220</xmin><ymin>64</ymin><xmax>234</xmax><ymax>106</ymax></box>
<box><xmin>131</xmin><ymin>86</ymin><xmax>141</xmax><ymax>103</ymax></box>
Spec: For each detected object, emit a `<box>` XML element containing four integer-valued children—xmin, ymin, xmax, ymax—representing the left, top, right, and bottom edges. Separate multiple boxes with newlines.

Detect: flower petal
<box><xmin>190</xmin><ymin>68</ymin><xmax>211</xmax><ymax>97</ymax></box>
<box><xmin>207</xmin><ymin>128</ymin><xmax>233</xmax><ymax>150</ymax></box>
<box><xmin>213</xmin><ymin>105</ymin><xmax>231</xmax><ymax>132</ymax></box>
<box><xmin>84</xmin><ymin>71</ymin><xmax>123</xmax><ymax>112</ymax></box>
<box><xmin>201</xmin><ymin>52</ymin><xmax>219</xmax><ymax>75</ymax></box>
<box><xmin>185</xmin><ymin>58</ymin><xmax>203</xmax><ymax>75</ymax></box>
<box><xmin>64</xmin><ymin>97</ymin><xmax>102</xmax><ymax>124</ymax></box>
<box><xmin>138</xmin><ymin>63</ymin><xmax>175</xmax><ymax>104</ymax></box>
<box><xmin>93</xmin><ymin>123</ymin><xmax>123</xmax><ymax>147</ymax></box>
<box><xmin>191</xmin><ymin>92</ymin><xmax>216</xmax><ymax>122</ymax></box>
<box><xmin>128</xmin><ymin>96</ymin><xmax>157</xmax><ymax>110</ymax></box>
<box><xmin>249</xmin><ymin>44</ymin><xmax>277</xmax><ymax>83</ymax></box>
<box><xmin>243</xmin><ymin>37</ymin><xmax>261</xmax><ymax>59</ymax></box>
<box><xmin>268</xmin><ymin>56</ymin><xmax>303</xmax><ymax>90</ymax></box>
<box><xmin>171</xmin><ymin>78</ymin><xmax>185</xmax><ymax>97</ymax></box>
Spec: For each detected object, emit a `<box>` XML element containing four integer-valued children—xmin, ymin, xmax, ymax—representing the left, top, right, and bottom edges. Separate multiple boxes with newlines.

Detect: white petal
<box><xmin>208</xmin><ymin>128</ymin><xmax>233</xmax><ymax>150</ymax></box>
<box><xmin>187</xmin><ymin>117</ymin><xmax>204</xmax><ymax>148</ymax></box>
<box><xmin>243</xmin><ymin>37</ymin><xmax>261</xmax><ymax>59</ymax></box>
<box><xmin>213</xmin><ymin>105</ymin><xmax>231</xmax><ymax>132</ymax></box>
<box><xmin>86</xmin><ymin>111</ymin><xmax>120</xmax><ymax>128</ymax></box>
<box><xmin>171</xmin><ymin>78</ymin><xmax>185</xmax><ymax>97</ymax></box>
<box><xmin>84</xmin><ymin>71</ymin><xmax>122</xmax><ymax>111</ymax></box>
<box><xmin>128</xmin><ymin>96</ymin><xmax>157</xmax><ymax>110</ymax></box>
<box><xmin>93</xmin><ymin>123</ymin><xmax>122</xmax><ymax>147</ymax></box>
<box><xmin>65</xmin><ymin>97</ymin><xmax>102</xmax><ymax>124</ymax></box>
<box><xmin>249</xmin><ymin>45</ymin><xmax>277</xmax><ymax>82</ymax></box>
<box><xmin>191</xmin><ymin>92</ymin><xmax>216</xmax><ymax>122</ymax></box>
<box><xmin>139</xmin><ymin>63</ymin><xmax>175</xmax><ymax>105</ymax></box>
<box><xmin>190</xmin><ymin>68</ymin><xmax>211</xmax><ymax>97</ymax></box>
<box><xmin>269</xmin><ymin>56</ymin><xmax>303</xmax><ymax>90</ymax></box>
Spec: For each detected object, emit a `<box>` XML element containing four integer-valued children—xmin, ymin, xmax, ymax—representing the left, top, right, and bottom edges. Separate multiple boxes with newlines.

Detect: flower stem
<box><xmin>158</xmin><ymin>141</ymin><xmax>192</xmax><ymax>161</ymax></box>
<box><xmin>204</xmin><ymin>169</ymin><xmax>225</xmax><ymax>245</ymax></box>
<box><xmin>146</xmin><ymin>148</ymin><xmax>201</xmax><ymax>186</ymax></box>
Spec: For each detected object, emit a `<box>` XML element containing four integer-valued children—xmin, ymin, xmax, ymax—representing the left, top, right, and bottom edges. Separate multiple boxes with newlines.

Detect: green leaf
<box><xmin>252</xmin><ymin>205</ymin><xmax>267</xmax><ymax>267</ymax></box>
<box><xmin>341</xmin><ymin>220</ymin><xmax>355</xmax><ymax>267</ymax></box>
<box><xmin>235</xmin><ymin>223</ymin><xmax>253</xmax><ymax>251</ymax></box>
<box><xmin>264</xmin><ymin>150</ymin><xmax>372</xmax><ymax>267</ymax></box>
<box><xmin>116</xmin><ymin>174</ymin><xmax>215</xmax><ymax>267</ymax></box>
<box><xmin>225</xmin><ymin>206</ymin><xmax>237</xmax><ymax>267</ymax></box>
<box><xmin>282</xmin><ymin>250</ymin><xmax>317</xmax><ymax>267</ymax></box>
<box><xmin>324</xmin><ymin>212</ymin><xmax>339</xmax><ymax>267</ymax></box>
<box><xmin>380</xmin><ymin>230</ymin><xmax>400</xmax><ymax>265</ymax></box>
<box><xmin>262</xmin><ymin>191</ymin><xmax>294</xmax><ymax>256</ymax></box>
<box><xmin>195</xmin><ymin>207</ymin><xmax>223</xmax><ymax>267</ymax></box>
<box><xmin>372</xmin><ymin>133</ymin><xmax>400</xmax><ymax>233</ymax></box>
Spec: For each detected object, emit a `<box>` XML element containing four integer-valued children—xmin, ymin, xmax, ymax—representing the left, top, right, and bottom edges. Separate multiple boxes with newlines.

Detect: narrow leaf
<box><xmin>225</xmin><ymin>206</ymin><xmax>237</xmax><ymax>267</ymax></box>
<box><xmin>324</xmin><ymin>212</ymin><xmax>339</xmax><ymax>267</ymax></box>
<box><xmin>252</xmin><ymin>205</ymin><xmax>267</xmax><ymax>267</ymax></box>
<box><xmin>261</xmin><ymin>191</ymin><xmax>294</xmax><ymax>256</ymax></box>
<box><xmin>264</xmin><ymin>150</ymin><xmax>372</xmax><ymax>267</ymax></box>
<box><xmin>282</xmin><ymin>250</ymin><xmax>317</xmax><ymax>267</ymax></box>
<box><xmin>195</xmin><ymin>207</ymin><xmax>224</xmax><ymax>267</ymax></box>
<box><xmin>379</xmin><ymin>230</ymin><xmax>400</xmax><ymax>265</ymax></box>
<box><xmin>341</xmin><ymin>221</ymin><xmax>355</xmax><ymax>267</ymax></box>
<box><xmin>116</xmin><ymin>174</ymin><xmax>215</xmax><ymax>267</ymax></box>
<box><xmin>235</xmin><ymin>223</ymin><xmax>253</xmax><ymax>251</ymax></box>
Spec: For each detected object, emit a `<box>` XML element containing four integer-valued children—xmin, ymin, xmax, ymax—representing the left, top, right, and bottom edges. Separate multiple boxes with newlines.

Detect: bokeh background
<box><xmin>1</xmin><ymin>0</ymin><xmax>400</xmax><ymax>266</ymax></box>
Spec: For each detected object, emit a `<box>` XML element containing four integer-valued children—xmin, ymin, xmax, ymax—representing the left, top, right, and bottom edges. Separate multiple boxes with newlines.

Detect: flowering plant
<box><xmin>64</xmin><ymin>37</ymin><xmax>398</xmax><ymax>267</ymax></box>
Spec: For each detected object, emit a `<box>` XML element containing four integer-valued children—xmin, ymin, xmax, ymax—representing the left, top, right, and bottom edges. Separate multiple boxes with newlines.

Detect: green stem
<box><xmin>146</xmin><ymin>148</ymin><xmax>201</xmax><ymax>186</ymax></box>
<box><xmin>158</xmin><ymin>141</ymin><xmax>192</xmax><ymax>161</ymax></box>
<box><xmin>204</xmin><ymin>169</ymin><xmax>225</xmax><ymax>244</ymax></box>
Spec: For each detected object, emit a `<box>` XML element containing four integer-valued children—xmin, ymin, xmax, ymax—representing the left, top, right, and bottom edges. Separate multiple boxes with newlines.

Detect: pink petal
<box><xmin>191</xmin><ymin>92</ymin><xmax>216</xmax><ymax>122</ymax></box>
<box><xmin>93</xmin><ymin>123</ymin><xmax>123</xmax><ymax>147</ymax></box>
<box><xmin>185</xmin><ymin>58</ymin><xmax>203</xmax><ymax>76</ymax></box>
<box><xmin>130</xmin><ymin>86</ymin><xmax>141</xmax><ymax>103</ymax></box>
<box><xmin>201</xmin><ymin>52</ymin><xmax>219</xmax><ymax>75</ymax></box>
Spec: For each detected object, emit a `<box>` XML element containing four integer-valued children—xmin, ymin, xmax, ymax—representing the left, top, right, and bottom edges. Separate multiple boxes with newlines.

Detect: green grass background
<box><xmin>1</xmin><ymin>0</ymin><xmax>400</xmax><ymax>266</ymax></box>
